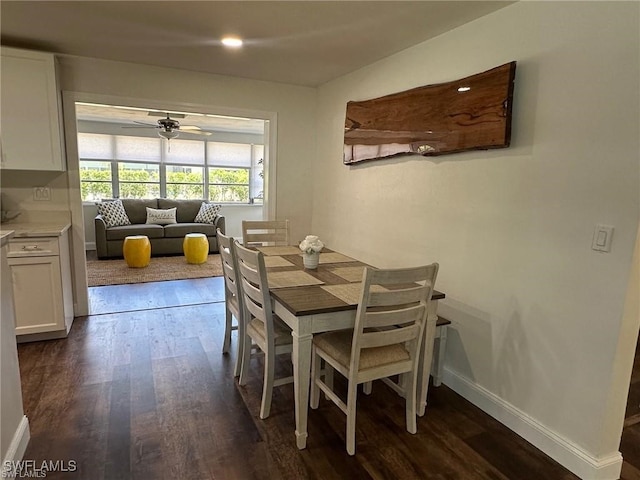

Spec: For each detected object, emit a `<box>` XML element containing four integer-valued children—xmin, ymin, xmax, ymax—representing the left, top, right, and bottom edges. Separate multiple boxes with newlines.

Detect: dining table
<box><xmin>257</xmin><ymin>245</ymin><xmax>446</xmax><ymax>450</ymax></box>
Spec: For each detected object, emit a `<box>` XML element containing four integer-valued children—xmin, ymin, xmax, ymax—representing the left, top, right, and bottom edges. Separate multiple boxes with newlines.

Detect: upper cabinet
<box><xmin>1</xmin><ymin>47</ymin><xmax>65</xmax><ymax>171</ymax></box>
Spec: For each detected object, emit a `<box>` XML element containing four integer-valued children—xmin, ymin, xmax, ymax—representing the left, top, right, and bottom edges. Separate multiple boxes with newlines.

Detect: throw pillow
<box><xmin>194</xmin><ymin>202</ymin><xmax>221</xmax><ymax>224</ymax></box>
<box><xmin>97</xmin><ymin>199</ymin><xmax>131</xmax><ymax>227</ymax></box>
<box><xmin>146</xmin><ymin>207</ymin><xmax>177</xmax><ymax>225</ymax></box>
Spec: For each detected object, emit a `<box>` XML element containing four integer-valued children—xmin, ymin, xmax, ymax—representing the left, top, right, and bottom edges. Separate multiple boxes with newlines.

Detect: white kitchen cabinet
<box><xmin>7</xmin><ymin>230</ymin><xmax>74</xmax><ymax>340</ymax></box>
<box><xmin>0</xmin><ymin>232</ymin><xmax>29</xmax><ymax>463</ymax></box>
<box><xmin>0</xmin><ymin>47</ymin><xmax>65</xmax><ymax>171</ymax></box>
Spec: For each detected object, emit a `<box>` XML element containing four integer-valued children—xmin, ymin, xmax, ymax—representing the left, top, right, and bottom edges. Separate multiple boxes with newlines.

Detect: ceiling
<box><xmin>2</xmin><ymin>1</ymin><xmax>512</xmax><ymax>134</ymax></box>
<box><xmin>75</xmin><ymin>103</ymin><xmax>267</xmax><ymax>136</ymax></box>
<box><xmin>1</xmin><ymin>1</ymin><xmax>512</xmax><ymax>88</ymax></box>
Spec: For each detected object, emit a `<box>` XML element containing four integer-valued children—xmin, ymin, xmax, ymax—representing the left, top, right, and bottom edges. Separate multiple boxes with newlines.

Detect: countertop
<box><xmin>0</xmin><ymin>230</ymin><xmax>15</xmax><ymax>247</ymax></box>
<box><xmin>0</xmin><ymin>222</ymin><xmax>71</xmax><ymax>238</ymax></box>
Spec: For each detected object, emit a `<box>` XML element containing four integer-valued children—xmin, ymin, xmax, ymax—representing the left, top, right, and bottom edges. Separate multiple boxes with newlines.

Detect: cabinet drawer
<box><xmin>8</xmin><ymin>237</ymin><xmax>59</xmax><ymax>257</ymax></box>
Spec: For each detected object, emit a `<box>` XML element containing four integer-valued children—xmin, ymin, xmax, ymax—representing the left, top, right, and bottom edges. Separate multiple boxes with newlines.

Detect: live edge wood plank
<box><xmin>344</xmin><ymin>62</ymin><xmax>516</xmax><ymax>163</ymax></box>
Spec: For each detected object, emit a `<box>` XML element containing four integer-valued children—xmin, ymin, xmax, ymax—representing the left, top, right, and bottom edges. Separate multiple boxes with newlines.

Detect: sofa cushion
<box><xmin>163</xmin><ymin>223</ymin><xmax>217</xmax><ymax>238</ymax></box>
<box><xmin>120</xmin><ymin>199</ymin><xmax>159</xmax><ymax>224</ymax></box>
<box><xmin>105</xmin><ymin>224</ymin><xmax>165</xmax><ymax>240</ymax></box>
<box><xmin>146</xmin><ymin>207</ymin><xmax>177</xmax><ymax>225</ymax></box>
<box><xmin>157</xmin><ymin>199</ymin><xmax>203</xmax><ymax>223</ymax></box>
<box><xmin>194</xmin><ymin>202</ymin><xmax>221</xmax><ymax>224</ymax></box>
<box><xmin>97</xmin><ymin>199</ymin><xmax>131</xmax><ymax>227</ymax></box>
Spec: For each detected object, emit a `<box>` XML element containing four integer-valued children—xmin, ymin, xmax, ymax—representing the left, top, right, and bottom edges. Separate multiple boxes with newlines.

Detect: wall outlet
<box><xmin>33</xmin><ymin>187</ymin><xmax>51</xmax><ymax>201</ymax></box>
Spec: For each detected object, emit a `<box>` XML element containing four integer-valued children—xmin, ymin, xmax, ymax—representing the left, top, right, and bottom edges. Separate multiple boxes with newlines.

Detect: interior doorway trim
<box><xmin>61</xmin><ymin>90</ymin><xmax>278</xmax><ymax>316</ymax></box>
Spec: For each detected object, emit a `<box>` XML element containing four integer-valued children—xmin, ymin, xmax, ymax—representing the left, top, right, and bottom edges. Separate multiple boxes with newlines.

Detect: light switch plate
<box><xmin>592</xmin><ymin>224</ymin><xmax>614</xmax><ymax>252</ymax></box>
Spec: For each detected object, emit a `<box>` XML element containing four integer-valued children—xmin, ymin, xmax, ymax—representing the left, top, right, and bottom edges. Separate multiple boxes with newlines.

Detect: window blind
<box><xmin>207</xmin><ymin>142</ymin><xmax>252</xmax><ymax>167</ymax></box>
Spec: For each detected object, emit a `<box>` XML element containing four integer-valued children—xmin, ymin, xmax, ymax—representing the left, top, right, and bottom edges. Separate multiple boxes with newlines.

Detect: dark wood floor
<box><xmin>15</xmin><ymin>277</ymin><xmax>637</xmax><ymax>479</ymax></box>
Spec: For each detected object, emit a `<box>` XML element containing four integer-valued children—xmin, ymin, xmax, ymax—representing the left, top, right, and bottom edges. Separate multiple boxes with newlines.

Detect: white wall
<box><xmin>314</xmin><ymin>2</ymin><xmax>639</xmax><ymax>478</ymax></box>
<box><xmin>0</xmin><ymin>170</ymin><xmax>71</xmax><ymax>224</ymax></box>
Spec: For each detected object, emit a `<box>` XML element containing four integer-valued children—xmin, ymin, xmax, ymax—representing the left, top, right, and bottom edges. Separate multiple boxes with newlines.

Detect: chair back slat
<box><xmin>242</xmin><ymin>220</ymin><xmax>290</xmax><ymax>246</ymax></box>
<box><xmin>244</xmin><ymin>288</ymin><xmax>268</xmax><ymax>323</ymax></box>
<box><xmin>363</xmin><ymin>266</ymin><xmax>433</xmax><ymax>284</ymax></box>
<box><xmin>365</xmin><ymin>285</ymin><xmax>429</xmax><ymax>308</ymax></box>
<box><xmin>359</xmin><ymin>324</ymin><xmax>420</xmax><ymax>349</ymax></box>
<box><xmin>364</xmin><ymin>304</ymin><xmax>426</xmax><ymax>330</ymax></box>
<box><xmin>238</xmin><ymin>258</ymin><xmax>263</xmax><ymax>286</ymax></box>
<box><xmin>238</xmin><ymin>271</ymin><xmax>261</xmax><ymax>303</ymax></box>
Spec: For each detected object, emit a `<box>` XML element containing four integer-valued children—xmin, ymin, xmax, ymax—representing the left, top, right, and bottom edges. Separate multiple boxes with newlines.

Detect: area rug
<box><xmin>86</xmin><ymin>254</ymin><xmax>224</xmax><ymax>287</ymax></box>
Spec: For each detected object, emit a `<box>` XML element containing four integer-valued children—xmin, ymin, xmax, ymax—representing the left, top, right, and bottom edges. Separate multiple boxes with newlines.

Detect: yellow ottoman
<box><xmin>123</xmin><ymin>235</ymin><xmax>151</xmax><ymax>268</ymax></box>
<box><xmin>183</xmin><ymin>233</ymin><xmax>209</xmax><ymax>264</ymax></box>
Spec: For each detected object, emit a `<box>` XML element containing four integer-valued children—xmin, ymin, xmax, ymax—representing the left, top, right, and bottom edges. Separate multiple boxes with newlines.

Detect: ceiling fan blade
<box><xmin>180</xmin><ymin>128</ymin><xmax>211</xmax><ymax>136</ymax></box>
<box><xmin>180</xmin><ymin>130</ymin><xmax>211</xmax><ymax>136</ymax></box>
<box><xmin>180</xmin><ymin>126</ymin><xmax>212</xmax><ymax>135</ymax></box>
<box><xmin>133</xmin><ymin>120</ymin><xmax>159</xmax><ymax>127</ymax></box>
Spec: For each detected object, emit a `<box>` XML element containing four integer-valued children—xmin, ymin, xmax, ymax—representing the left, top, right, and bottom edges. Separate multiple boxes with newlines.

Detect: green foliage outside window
<box><xmin>208</xmin><ymin>168</ymin><xmax>250</xmax><ymax>203</ymax></box>
<box><xmin>80</xmin><ymin>168</ymin><xmax>112</xmax><ymax>200</ymax></box>
<box><xmin>118</xmin><ymin>167</ymin><xmax>160</xmax><ymax>198</ymax></box>
<box><xmin>209</xmin><ymin>168</ymin><xmax>249</xmax><ymax>184</ymax></box>
<box><xmin>166</xmin><ymin>171</ymin><xmax>204</xmax><ymax>199</ymax></box>
<box><xmin>210</xmin><ymin>185</ymin><xmax>250</xmax><ymax>203</ymax></box>
<box><xmin>81</xmin><ymin>162</ymin><xmax>251</xmax><ymax>202</ymax></box>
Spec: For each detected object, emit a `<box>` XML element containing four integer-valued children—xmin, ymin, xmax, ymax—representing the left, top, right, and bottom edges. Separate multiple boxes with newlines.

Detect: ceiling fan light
<box><xmin>158</xmin><ymin>130</ymin><xmax>179</xmax><ymax>140</ymax></box>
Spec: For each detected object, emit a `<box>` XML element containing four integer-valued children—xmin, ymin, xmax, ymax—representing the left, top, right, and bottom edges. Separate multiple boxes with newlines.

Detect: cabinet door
<box><xmin>0</xmin><ymin>47</ymin><xmax>64</xmax><ymax>171</ymax></box>
<box><xmin>8</xmin><ymin>255</ymin><xmax>65</xmax><ymax>335</ymax></box>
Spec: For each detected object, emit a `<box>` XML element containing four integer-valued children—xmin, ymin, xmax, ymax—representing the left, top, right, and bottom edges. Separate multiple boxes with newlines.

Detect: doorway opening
<box><xmin>63</xmin><ymin>94</ymin><xmax>277</xmax><ymax>317</ymax></box>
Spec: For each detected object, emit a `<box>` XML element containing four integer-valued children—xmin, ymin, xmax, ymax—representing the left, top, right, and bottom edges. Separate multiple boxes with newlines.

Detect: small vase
<box><xmin>303</xmin><ymin>252</ymin><xmax>320</xmax><ymax>269</ymax></box>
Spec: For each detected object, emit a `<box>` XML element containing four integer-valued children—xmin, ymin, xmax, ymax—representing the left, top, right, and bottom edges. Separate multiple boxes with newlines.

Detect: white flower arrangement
<box><xmin>299</xmin><ymin>235</ymin><xmax>324</xmax><ymax>255</ymax></box>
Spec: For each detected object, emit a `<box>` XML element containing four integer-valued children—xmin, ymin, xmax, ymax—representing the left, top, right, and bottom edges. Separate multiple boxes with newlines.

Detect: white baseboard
<box><xmin>1</xmin><ymin>415</ymin><xmax>30</xmax><ymax>475</ymax></box>
<box><xmin>442</xmin><ymin>368</ymin><xmax>622</xmax><ymax>480</ymax></box>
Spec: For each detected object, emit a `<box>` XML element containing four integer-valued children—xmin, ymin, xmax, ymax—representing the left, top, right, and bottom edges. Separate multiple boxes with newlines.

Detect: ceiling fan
<box><xmin>123</xmin><ymin>112</ymin><xmax>212</xmax><ymax>140</ymax></box>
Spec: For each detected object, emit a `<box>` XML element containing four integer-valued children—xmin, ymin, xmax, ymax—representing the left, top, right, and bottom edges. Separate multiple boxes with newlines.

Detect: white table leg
<box><xmin>431</xmin><ymin>326</ymin><xmax>448</xmax><ymax>387</ymax></box>
<box><xmin>292</xmin><ymin>330</ymin><xmax>313</xmax><ymax>449</ymax></box>
<box><xmin>417</xmin><ymin>301</ymin><xmax>439</xmax><ymax>417</ymax></box>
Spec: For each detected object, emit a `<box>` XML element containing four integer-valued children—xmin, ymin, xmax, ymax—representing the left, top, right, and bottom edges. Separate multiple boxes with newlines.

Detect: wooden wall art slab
<box><xmin>343</xmin><ymin>61</ymin><xmax>516</xmax><ymax>165</ymax></box>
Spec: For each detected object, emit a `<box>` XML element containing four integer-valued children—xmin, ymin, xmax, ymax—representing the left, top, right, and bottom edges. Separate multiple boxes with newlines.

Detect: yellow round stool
<box><xmin>183</xmin><ymin>233</ymin><xmax>209</xmax><ymax>264</ymax></box>
<box><xmin>123</xmin><ymin>235</ymin><xmax>151</xmax><ymax>268</ymax></box>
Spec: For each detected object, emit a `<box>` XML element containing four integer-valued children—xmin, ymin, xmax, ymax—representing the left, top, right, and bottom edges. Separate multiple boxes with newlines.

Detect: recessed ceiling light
<box><xmin>222</xmin><ymin>37</ymin><xmax>243</xmax><ymax>48</ymax></box>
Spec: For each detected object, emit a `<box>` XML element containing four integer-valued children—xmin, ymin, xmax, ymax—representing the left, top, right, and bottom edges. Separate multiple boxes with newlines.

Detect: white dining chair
<box><xmin>217</xmin><ymin>229</ymin><xmax>245</xmax><ymax>377</ymax></box>
<box><xmin>310</xmin><ymin>263</ymin><xmax>439</xmax><ymax>455</ymax></box>
<box><xmin>241</xmin><ymin>219</ymin><xmax>290</xmax><ymax>247</ymax></box>
<box><xmin>234</xmin><ymin>240</ymin><xmax>294</xmax><ymax>419</ymax></box>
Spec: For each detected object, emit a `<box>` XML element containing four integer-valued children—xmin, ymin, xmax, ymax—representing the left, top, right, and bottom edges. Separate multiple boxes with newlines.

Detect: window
<box><xmin>80</xmin><ymin>160</ymin><xmax>112</xmax><ymax>201</ymax></box>
<box><xmin>118</xmin><ymin>162</ymin><xmax>160</xmax><ymax>199</ymax></box>
<box><xmin>208</xmin><ymin>167</ymin><xmax>249</xmax><ymax>202</ymax></box>
<box><xmin>166</xmin><ymin>165</ymin><xmax>204</xmax><ymax>199</ymax></box>
<box><xmin>206</xmin><ymin>142</ymin><xmax>251</xmax><ymax>203</ymax></box>
<box><xmin>78</xmin><ymin>133</ymin><xmax>263</xmax><ymax>203</ymax></box>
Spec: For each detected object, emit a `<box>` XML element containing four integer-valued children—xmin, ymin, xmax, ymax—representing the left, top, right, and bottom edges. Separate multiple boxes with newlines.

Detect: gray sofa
<box><xmin>95</xmin><ymin>198</ymin><xmax>225</xmax><ymax>259</ymax></box>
